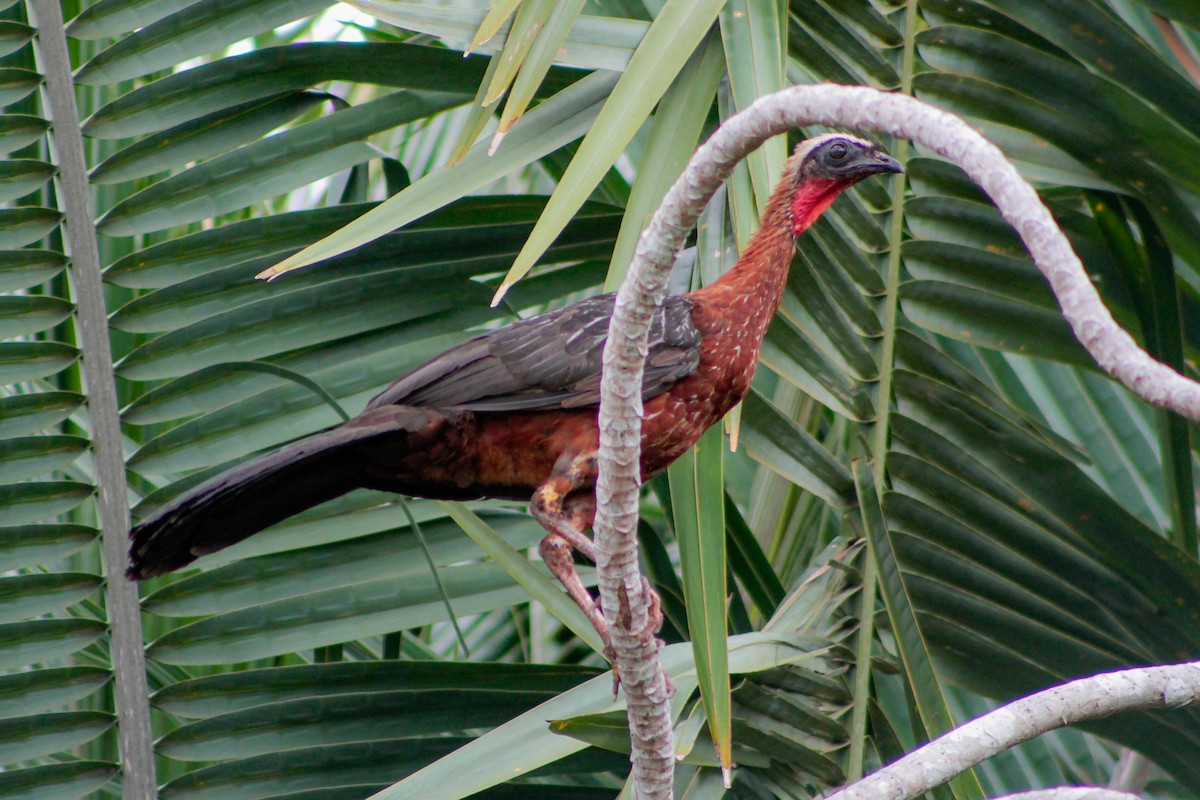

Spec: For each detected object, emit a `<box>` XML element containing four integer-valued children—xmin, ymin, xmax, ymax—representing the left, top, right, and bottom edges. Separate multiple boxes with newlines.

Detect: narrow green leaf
<box><xmin>143</xmin><ymin>513</ymin><xmax>541</xmax><ymax>616</ymax></box>
<box><xmin>159</xmin><ymin>737</ymin><xmax>475</xmax><ymax>800</ymax></box>
<box><xmin>494</xmin><ymin>0</ymin><xmax>585</xmax><ymax>137</ymax></box>
<box><xmin>0</xmin><ymin>250</ymin><xmax>64</xmax><ymax>294</ymax></box>
<box><xmin>605</xmin><ymin>29</ymin><xmax>723</xmax><ymax>290</ymax></box>
<box><xmin>1090</xmin><ymin>194</ymin><xmax>1195</xmax><ymax>553</ymax></box>
<box><xmin>91</xmin><ymin>91</ymin><xmax>329</xmax><ymax>185</ymax></box>
<box><xmin>0</xmin><ymin>22</ymin><xmax>32</xmax><ymax>60</ymax></box>
<box><xmin>780</xmin><ymin>253</ymin><xmax>879</xmax><ymax>381</ymax></box>
<box><xmin>374</xmin><ymin>634</ymin><xmax>796</xmax><ymax>800</ymax></box>
<box><xmin>886</xmin><ymin>493</ymin><xmax>1140</xmax><ymax>661</ymax></box>
<box><xmin>0</xmin><ymin>481</ymin><xmax>92</xmax><ymax>526</ymax></box>
<box><xmin>808</xmin><ymin>215</ymin><xmax>887</xmax><ymax>295</ymax></box>
<box><xmin>796</xmin><ymin>240</ymin><xmax>882</xmax><ymax>341</ymax></box>
<box><xmin>853</xmin><ymin>462</ymin><xmax>985</xmax><ymax>800</ymax></box>
<box><xmin>638</xmin><ymin>513</ymin><xmax>690</xmax><ymax>639</ymax></box>
<box><xmin>68</xmin><ymin>0</ymin><xmax>206</xmax><ymax>39</ymax></box>
<box><xmin>0</xmin><ymin>525</ymin><xmax>94</xmax><ymax>572</ymax></box>
<box><xmin>0</xmin><ymin>712</ymin><xmax>112</xmax><ymax>764</ymax></box>
<box><xmin>787</xmin><ymin>11</ymin><xmax>858</xmax><ymax>85</ymax></box>
<box><xmin>0</xmin><ymin>762</ymin><xmax>117</xmax><ymax>800</ymax></box>
<box><xmin>0</xmin><ymin>208</ymin><xmax>62</xmax><ymax>249</ymax></box>
<box><xmin>889</xmin><ymin>415</ymin><xmax>1200</xmax><ymax>655</ymax></box>
<box><xmin>739</xmin><ymin>390</ymin><xmax>854</xmax><ymax>506</ymax></box>
<box><xmin>0</xmin><ymin>668</ymin><xmax>109</xmax><ymax>720</ymax></box>
<box><xmin>0</xmin><ymin>116</ymin><xmax>49</xmax><ymax>156</ymax></box>
<box><xmin>159</xmin><ymin>681</ymin><xmax>584</xmax><ymax>760</ymax></box>
<box><xmin>157</xmin><ymin>661</ymin><xmax>597</xmax><ymax>721</ymax></box>
<box><xmin>104</xmin><ymin>204</ymin><xmax>370</xmax><ymax>289</ymax></box>
<box><xmin>0</xmin><ymin>435</ymin><xmax>88</xmax><ymax>485</ymax></box>
<box><xmin>723</xmin><ymin>495</ymin><xmax>785</xmax><ymax>617</ymax></box>
<box><xmin>469</xmin><ymin>0</ymin><xmax>522</xmax><ymax>50</ymax></box>
<box><xmin>822</xmin><ymin>0</ymin><xmax>903</xmax><ymax>48</ymax></box>
<box><xmin>0</xmin><ymin>297</ymin><xmax>72</xmax><ymax>340</ymax></box>
<box><xmin>0</xmin><ymin>619</ymin><xmax>106</xmax><ymax>670</ymax></box>
<box><xmin>147</xmin><ymin>562</ymin><xmax>539</xmax><ymax>665</ymax></box>
<box><xmin>1133</xmin><ymin>0</ymin><xmax>1200</xmax><ymax>26</ymax></box>
<box><xmin>494</xmin><ymin>0</ymin><xmax>724</xmax><ymax>299</ymax></box>
<box><xmin>439</xmin><ymin>501</ymin><xmax>603</xmax><ymax>653</ymax></box>
<box><xmin>0</xmin><ymin>392</ymin><xmax>82</xmax><ymax>439</ymax></box>
<box><xmin>483</xmin><ymin>0</ymin><xmax>555</xmax><ymax>107</ymax></box>
<box><xmin>76</xmin><ymin>0</ymin><xmax>332</xmax><ymax>84</ymax></box>
<box><xmin>0</xmin><ymin>573</ymin><xmax>102</xmax><ymax>623</ymax></box>
<box><xmin>116</xmin><ymin>260</ymin><xmax>494</xmax><ymax>382</ymax></box>
<box><xmin>0</xmin><ymin>160</ymin><xmax>54</xmax><ymax>202</ymax></box>
<box><xmin>759</xmin><ymin>316</ymin><xmax>874</xmax><ymax>421</ymax></box>
<box><xmin>791</xmin><ymin>0</ymin><xmax>898</xmax><ymax>87</ymax></box>
<box><xmin>900</xmin><ymin>280</ymin><xmax>1091</xmax><ymax>368</ymax></box>
<box><xmin>979</xmin><ymin>0</ymin><xmax>1200</xmax><ymax>141</ymax></box>
<box><xmin>446</xmin><ymin>52</ymin><xmax>502</xmax><ymax>166</ymax></box>
<box><xmin>113</xmin><ymin>196</ymin><xmax>610</xmax><ymax>331</ymax></box>
<box><xmin>548</xmin><ymin>709</ymin><xmax>632</xmax><ymax>753</ymax></box>
<box><xmin>720</xmin><ymin>0</ymin><xmax>787</xmax><ymax>207</ymax></box>
<box><xmin>1006</xmin><ymin>358</ymin><xmax>1165</xmax><ymax>530</ymax></box>
<box><xmin>893</xmin><ymin>332</ymin><xmax>1085</xmax><ymax>463</ymax></box>
<box><xmin>257</xmin><ymin>69</ymin><xmax>618</xmax><ymax>280</ymax></box>
<box><xmin>99</xmin><ymin>90</ymin><xmax>466</xmax><ymax>236</ymax></box>
<box><xmin>0</xmin><ymin>343</ymin><xmax>78</xmax><ymax>384</ymax></box>
<box><xmin>679</xmin><ymin>767</ymin><xmax>729</xmax><ymax>799</ymax></box>
<box><xmin>901</xmin><ymin>239</ymin><xmax>1052</xmax><ymax>308</ymax></box>
<box><xmin>85</xmin><ymin>42</ymin><xmax>572</xmax><ymax>139</ymax></box>
<box><xmin>669</xmin><ymin>425</ymin><xmax>732</xmax><ymax>771</ymax></box>
<box><xmin>0</xmin><ymin>69</ymin><xmax>42</xmax><ymax>107</ymax></box>
<box><xmin>346</xmin><ymin>0</ymin><xmax>646</xmax><ymax>71</ymax></box>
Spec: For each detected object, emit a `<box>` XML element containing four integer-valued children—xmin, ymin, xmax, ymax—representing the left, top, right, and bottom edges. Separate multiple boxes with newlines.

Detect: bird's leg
<box><xmin>532</xmin><ymin>467</ymin><xmax>609</xmax><ymax>646</ymax></box>
<box><xmin>530</xmin><ymin>453</ymin><xmax>664</xmax><ymax>676</ymax></box>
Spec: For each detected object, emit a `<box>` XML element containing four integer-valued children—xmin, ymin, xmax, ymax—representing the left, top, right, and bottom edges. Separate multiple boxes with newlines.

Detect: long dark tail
<box><xmin>126</xmin><ymin>407</ymin><xmax>452</xmax><ymax>580</ymax></box>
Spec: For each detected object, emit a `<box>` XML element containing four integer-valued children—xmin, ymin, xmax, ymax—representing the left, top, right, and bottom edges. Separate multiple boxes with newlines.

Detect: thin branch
<box><xmin>28</xmin><ymin>3</ymin><xmax>157</xmax><ymax>797</ymax></box>
<box><xmin>998</xmin><ymin>790</ymin><xmax>1140</xmax><ymax>800</ymax></box>
<box><xmin>823</xmin><ymin>663</ymin><xmax>1200</xmax><ymax>800</ymax></box>
<box><xmin>595</xmin><ymin>83</ymin><xmax>1200</xmax><ymax>798</ymax></box>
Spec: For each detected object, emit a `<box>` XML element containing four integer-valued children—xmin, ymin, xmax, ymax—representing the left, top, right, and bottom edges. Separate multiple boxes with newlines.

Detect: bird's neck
<box><xmin>694</xmin><ymin>175</ymin><xmax>838</xmax><ymax>334</ymax></box>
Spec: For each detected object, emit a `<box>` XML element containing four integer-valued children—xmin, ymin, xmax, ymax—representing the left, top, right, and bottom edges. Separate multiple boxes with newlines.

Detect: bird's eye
<box><xmin>828</xmin><ymin>143</ymin><xmax>848</xmax><ymax>160</ymax></box>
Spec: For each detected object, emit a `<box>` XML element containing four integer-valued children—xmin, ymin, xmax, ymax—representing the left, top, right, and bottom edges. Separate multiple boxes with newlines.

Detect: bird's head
<box><xmin>786</xmin><ymin>133</ymin><xmax>903</xmax><ymax>236</ymax></box>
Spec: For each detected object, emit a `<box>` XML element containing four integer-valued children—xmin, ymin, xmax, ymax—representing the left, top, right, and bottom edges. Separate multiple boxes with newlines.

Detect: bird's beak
<box><xmin>846</xmin><ymin>151</ymin><xmax>904</xmax><ymax>180</ymax></box>
<box><xmin>876</xmin><ymin>153</ymin><xmax>904</xmax><ymax>174</ymax></box>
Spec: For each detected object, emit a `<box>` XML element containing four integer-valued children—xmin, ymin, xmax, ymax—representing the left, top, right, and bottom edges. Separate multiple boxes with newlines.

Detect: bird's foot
<box><xmin>531</xmin><ymin>475</ymin><xmax>669</xmax><ymax>693</ymax></box>
<box><xmin>609</xmin><ymin>576</ymin><xmax>673</xmax><ymax>698</ymax></box>
<box><xmin>538</xmin><ymin>534</ymin><xmax>671</xmax><ymax>695</ymax></box>
<box><xmin>538</xmin><ymin>535</ymin><xmax>610</xmax><ymax>638</ymax></box>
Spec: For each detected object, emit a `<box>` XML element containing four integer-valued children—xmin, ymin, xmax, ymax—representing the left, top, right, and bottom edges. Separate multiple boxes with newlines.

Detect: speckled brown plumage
<box><xmin>128</xmin><ymin>134</ymin><xmax>901</xmax><ymax>651</ymax></box>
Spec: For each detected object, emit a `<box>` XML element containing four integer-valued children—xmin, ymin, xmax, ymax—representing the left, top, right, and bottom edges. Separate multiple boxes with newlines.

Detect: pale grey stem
<box><xmin>824</xmin><ymin>663</ymin><xmax>1199</xmax><ymax>800</ymax></box>
<box><xmin>1108</xmin><ymin>750</ymin><xmax>1151</xmax><ymax>795</ymax></box>
<box><xmin>999</xmin><ymin>789</ymin><xmax>1141</xmax><ymax>800</ymax></box>
<box><xmin>595</xmin><ymin>83</ymin><xmax>1200</xmax><ymax>799</ymax></box>
<box><xmin>28</xmin><ymin>3</ymin><xmax>157</xmax><ymax>797</ymax></box>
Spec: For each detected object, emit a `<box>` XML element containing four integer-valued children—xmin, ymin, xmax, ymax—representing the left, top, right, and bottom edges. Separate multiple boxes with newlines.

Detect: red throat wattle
<box><xmin>790</xmin><ymin>177</ymin><xmax>850</xmax><ymax>236</ymax></box>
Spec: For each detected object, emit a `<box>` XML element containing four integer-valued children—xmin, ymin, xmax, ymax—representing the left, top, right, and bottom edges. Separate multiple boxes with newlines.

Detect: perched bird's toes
<box><xmin>634</xmin><ymin>576</ymin><xmax>665</xmax><ymax>639</ymax></box>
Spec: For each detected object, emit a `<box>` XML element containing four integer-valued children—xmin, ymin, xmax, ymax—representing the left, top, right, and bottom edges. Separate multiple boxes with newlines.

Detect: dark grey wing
<box><xmin>367</xmin><ymin>294</ymin><xmax>701</xmax><ymax>412</ymax></box>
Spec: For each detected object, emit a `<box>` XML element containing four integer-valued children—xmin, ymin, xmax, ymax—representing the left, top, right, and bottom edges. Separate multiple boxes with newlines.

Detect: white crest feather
<box><xmin>790</xmin><ymin>132</ymin><xmax>873</xmax><ymax>165</ymax></box>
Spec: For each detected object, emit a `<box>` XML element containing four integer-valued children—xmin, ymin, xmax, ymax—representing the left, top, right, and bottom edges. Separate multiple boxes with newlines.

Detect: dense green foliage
<box><xmin>2</xmin><ymin>0</ymin><xmax>1200</xmax><ymax>797</ymax></box>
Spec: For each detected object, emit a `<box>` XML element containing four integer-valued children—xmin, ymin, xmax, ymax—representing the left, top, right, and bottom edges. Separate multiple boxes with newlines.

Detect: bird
<box><xmin>127</xmin><ymin>133</ymin><xmax>902</xmax><ymax>652</ymax></box>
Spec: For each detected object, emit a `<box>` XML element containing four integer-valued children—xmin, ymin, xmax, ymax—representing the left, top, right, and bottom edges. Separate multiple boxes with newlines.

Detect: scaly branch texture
<box><xmin>595</xmin><ymin>83</ymin><xmax>1200</xmax><ymax>799</ymax></box>
<box><xmin>998</xmin><ymin>791</ymin><xmax>1139</xmax><ymax>800</ymax></box>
